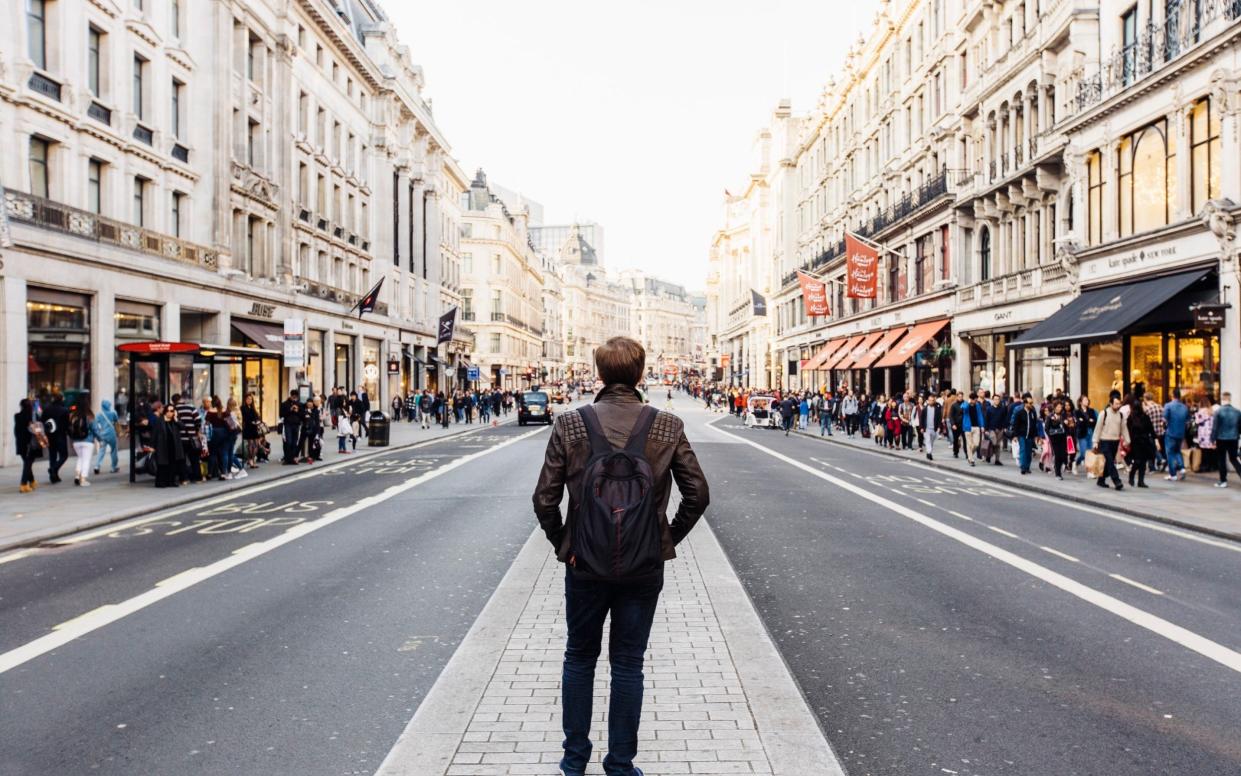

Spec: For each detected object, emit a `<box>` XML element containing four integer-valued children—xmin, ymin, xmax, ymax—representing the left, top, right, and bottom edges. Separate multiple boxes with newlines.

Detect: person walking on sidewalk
<box><xmin>15</xmin><ymin>399</ymin><xmax>46</xmax><ymax>493</ymax></box>
<box><xmin>1211</xmin><ymin>393</ymin><xmax>1240</xmax><ymax>487</ymax></box>
<box><xmin>841</xmin><ymin>391</ymin><xmax>859</xmax><ymax>437</ymax></box>
<box><xmin>1093</xmin><ymin>393</ymin><xmax>1129</xmax><ymax>490</ymax></box>
<box><xmin>174</xmin><ymin>394</ymin><xmax>204</xmax><ymax>483</ymax></box>
<box><xmin>983</xmin><ymin>394</ymin><xmax>1006</xmax><ymax>465</ymax></box>
<box><xmin>1159</xmin><ymin>389</ymin><xmax>1189</xmax><ymax>481</ymax></box>
<box><xmin>922</xmin><ymin>394</ymin><xmax>943</xmax><ymax>460</ymax></box>
<box><xmin>1073</xmin><ymin>395</ymin><xmax>1097</xmax><ymax>474</ymax></box>
<box><xmin>532</xmin><ymin>336</ymin><xmax>710</xmax><ymax>776</ymax></box>
<box><xmin>1011</xmin><ymin>393</ymin><xmax>1039</xmax><ymax>474</ymax></box>
<box><xmin>67</xmin><ymin>403</ymin><xmax>97</xmax><ymax>487</ymax></box>
<box><xmin>279</xmin><ymin>391</ymin><xmax>302</xmax><ymax>465</ymax></box>
<box><xmin>1144</xmin><ymin>392</ymin><xmax>1167</xmax><ymax>473</ymax></box>
<box><xmin>779</xmin><ymin>395</ymin><xmax>796</xmax><ymax>436</ymax></box>
<box><xmin>92</xmin><ymin>399</ymin><xmax>120</xmax><ymax>476</ymax></box>
<box><xmin>960</xmin><ymin>392</ymin><xmax>983</xmax><ymax>467</ymax></box>
<box><xmin>42</xmin><ymin>393</ymin><xmax>69</xmax><ymax>485</ymax></box>
<box><xmin>1045</xmin><ymin>401</ymin><xmax>1072</xmax><ymax>480</ymax></box>
<box><xmin>1126</xmin><ymin>393</ymin><xmax>1156</xmax><ymax>488</ymax></box>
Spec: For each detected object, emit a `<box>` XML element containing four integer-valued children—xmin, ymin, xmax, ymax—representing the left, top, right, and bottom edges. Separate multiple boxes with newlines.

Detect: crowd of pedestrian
<box><xmin>686</xmin><ymin>380</ymin><xmax>1241</xmax><ymax>492</ymax></box>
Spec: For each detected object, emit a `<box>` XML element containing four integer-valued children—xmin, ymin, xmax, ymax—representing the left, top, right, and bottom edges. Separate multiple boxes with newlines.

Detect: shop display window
<box><xmin>1086</xmin><ymin>340</ymin><xmax>1123</xmax><ymax>410</ymax></box>
<box><xmin>1128</xmin><ymin>333</ymin><xmax>1165</xmax><ymax>404</ymax></box>
<box><xmin>1170</xmin><ymin>334</ymin><xmax>1220</xmax><ymax>408</ymax></box>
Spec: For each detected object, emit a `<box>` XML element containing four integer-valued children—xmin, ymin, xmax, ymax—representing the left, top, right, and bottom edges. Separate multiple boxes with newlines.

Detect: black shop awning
<box><xmin>231</xmin><ymin>320</ymin><xmax>285</xmax><ymax>350</ymax></box>
<box><xmin>1010</xmin><ymin>269</ymin><xmax>1211</xmax><ymax>349</ymax></box>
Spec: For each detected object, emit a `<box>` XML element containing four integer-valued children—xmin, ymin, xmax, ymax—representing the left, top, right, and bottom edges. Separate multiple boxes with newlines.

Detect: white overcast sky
<box><xmin>392</xmin><ymin>1</ymin><xmax>879</xmax><ymax>291</ymax></box>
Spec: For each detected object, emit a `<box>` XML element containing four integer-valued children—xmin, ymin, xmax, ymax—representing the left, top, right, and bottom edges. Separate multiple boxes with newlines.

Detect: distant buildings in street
<box><xmin>709</xmin><ymin>0</ymin><xmax>1240</xmax><ymax>409</ymax></box>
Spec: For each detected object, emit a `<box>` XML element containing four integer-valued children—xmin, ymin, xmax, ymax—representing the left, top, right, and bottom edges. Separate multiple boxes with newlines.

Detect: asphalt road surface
<box><xmin>2</xmin><ymin>399</ymin><xmax>1239</xmax><ymax>776</ymax></box>
<box><xmin>699</xmin><ymin>410</ymin><xmax>1241</xmax><ymax>776</ymax></box>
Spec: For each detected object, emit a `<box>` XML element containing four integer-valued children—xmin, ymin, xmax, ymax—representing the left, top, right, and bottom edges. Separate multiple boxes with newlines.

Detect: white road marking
<box><xmin>947</xmin><ymin>510</ymin><xmax>975</xmax><ymax>522</ymax></box>
<box><xmin>0</xmin><ymin>427</ymin><xmax>546</xmax><ymax>676</ymax></box>
<box><xmin>1109</xmin><ymin>574</ymin><xmax>1166</xmax><ymax>596</ymax></box>
<box><xmin>986</xmin><ymin>525</ymin><xmax>1020</xmax><ymax>539</ymax></box>
<box><xmin>1040</xmin><ymin>546</ymin><xmax>1081</xmax><ymax>563</ymax></box>
<box><xmin>0</xmin><ymin>550</ymin><xmax>33</xmax><ymax>565</ymax></box>
<box><xmin>916</xmin><ymin>498</ymin><xmax>936</xmax><ymax>507</ymax></box>
<box><xmin>709</xmin><ymin>422</ymin><xmax>1241</xmax><ymax>675</ymax></box>
<box><xmin>781</xmin><ymin>427</ymin><xmax>1241</xmax><ymax>554</ymax></box>
<box><xmin>49</xmin><ymin>422</ymin><xmax>520</xmax><ymax>546</ymax></box>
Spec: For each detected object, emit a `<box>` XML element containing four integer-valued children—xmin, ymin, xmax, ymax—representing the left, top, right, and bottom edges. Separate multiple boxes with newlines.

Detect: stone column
<box><xmin>323</xmin><ymin>329</ymin><xmax>336</xmax><ymax>391</ymax></box>
<box><xmin>163</xmin><ymin>301</ymin><xmax>181</xmax><ymax>342</ymax></box>
<box><xmin>410</xmin><ymin>178</ymin><xmax>426</xmax><ymax>277</ymax></box>
<box><xmin>425</xmin><ymin>188</ymin><xmax>442</xmax><ymax>287</ymax></box>
<box><xmin>93</xmin><ymin>292</ymin><xmax>116</xmax><ymax>415</ymax></box>
<box><xmin>396</xmin><ymin>167</ymin><xmax>411</xmax><ymax>270</ymax></box>
<box><xmin>0</xmin><ymin>276</ymin><xmax>28</xmax><ymax>467</ymax></box>
<box><xmin>1101</xmin><ymin>140</ymin><xmax>1120</xmax><ymax>243</ymax></box>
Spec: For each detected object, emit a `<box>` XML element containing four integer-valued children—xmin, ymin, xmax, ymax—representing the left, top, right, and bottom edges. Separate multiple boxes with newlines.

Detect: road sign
<box><xmin>467</xmin><ymin>365</ymin><xmax>480</xmax><ymax>381</ymax></box>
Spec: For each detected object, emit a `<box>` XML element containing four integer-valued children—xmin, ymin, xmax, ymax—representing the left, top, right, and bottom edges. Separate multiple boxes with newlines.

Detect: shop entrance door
<box><xmin>1169</xmin><ymin>333</ymin><xmax>1220</xmax><ymax>408</ymax></box>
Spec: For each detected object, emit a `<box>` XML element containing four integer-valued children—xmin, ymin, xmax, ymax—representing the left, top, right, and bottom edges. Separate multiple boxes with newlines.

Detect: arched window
<box><xmin>1118</xmin><ymin>119</ymin><xmax>1175</xmax><ymax>237</ymax></box>
<box><xmin>979</xmin><ymin>226</ymin><xmax>991</xmax><ymax>281</ymax></box>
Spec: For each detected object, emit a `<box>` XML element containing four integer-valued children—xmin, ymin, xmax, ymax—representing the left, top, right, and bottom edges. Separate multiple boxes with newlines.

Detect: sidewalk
<box><xmin>378</xmin><ymin>519</ymin><xmax>844</xmax><ymax>776</ymax></box>
<box><xmin>0</xmin><ymin>413</ymin><xmax>519</xmax><ymax>552</ymax></box>
<box><xmin>790</xmin><ymin>422</ymin><xmax>1241</xmax><ymax>542</ymax></box>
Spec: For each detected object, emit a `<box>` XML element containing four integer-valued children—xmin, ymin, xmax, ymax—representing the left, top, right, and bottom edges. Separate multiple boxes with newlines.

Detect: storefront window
<box><xmin>1170</xmin><ymin>333</ymin><xmax>1219</xmax><ymax>408</ymax></box>
<box><xmin>362</xmin><ymin>339</ymin><xmax>381</xmax><ymax>400</ymax></box>
<box><xmin>1128</xmin><ymin>333</ymin><xmax>1165</xmax><ymax>403</ymax></box>
<box><xmin>307</xmin><ymin>330</ymin><xmax>325</xmax><ymax>395</ymax></box>
<box><xmin>114</xmin><ymin>301</ymin><xmax>161</xmax><ymax>421</ymax></box>
<box><xmin>27</xmin><ymin>289</ymin><xmax>92</xmax><ymax>410</ymax></box>
<box><xmin>334</xmin><ymin>341</ymin><xmax>352</xmax><ymax>391</ymax></box>
<box><xmin>1086</xmin><ymin>340</ymin><xmax>1124</xmax><ymax>410</ymax></box>
<box><xmin>1015</xmin><ymin>346</ymin><xmax>1068</xmax><ymax>402</ymax></box>
<box><xmin>969</xmin><ymin>333</ymin><xmax>1008</xmax><ymax>396</ymax></box>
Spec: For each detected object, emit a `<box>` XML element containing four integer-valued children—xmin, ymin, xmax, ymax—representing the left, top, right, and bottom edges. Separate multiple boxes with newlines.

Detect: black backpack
<box><xmin>573</xmin><ymin>405</ymin><xmax>662</xmax><ymax>582</ymax></box>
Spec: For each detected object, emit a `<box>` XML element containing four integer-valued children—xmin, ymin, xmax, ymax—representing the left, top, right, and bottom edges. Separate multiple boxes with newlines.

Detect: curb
<box><xmin>782</xmin><ymin>425</ymin><xmax>1241</xmax><ymax>545</ymax></box>
<box><xmin>1</xmin><ymin>416</ymin><xmax>524</xmax><ymax>554</ymax></box>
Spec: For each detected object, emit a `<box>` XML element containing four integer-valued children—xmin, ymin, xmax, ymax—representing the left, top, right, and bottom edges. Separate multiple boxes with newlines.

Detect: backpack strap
<box><xmin>623</xmin><ymin>406</ymin><xmax>659</xmax><ymax>456</ymax></box>
<box><xmin>576</xmin><ymin>406</ymin><xmax>613</xmax><ymax>458</ymax></box>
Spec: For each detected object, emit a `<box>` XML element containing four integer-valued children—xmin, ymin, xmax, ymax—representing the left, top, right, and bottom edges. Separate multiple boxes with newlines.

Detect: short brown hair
<box><xmin>595</xmin><ymin>336</ymin><xmax>645</xmax><ymax>387</ymax></box>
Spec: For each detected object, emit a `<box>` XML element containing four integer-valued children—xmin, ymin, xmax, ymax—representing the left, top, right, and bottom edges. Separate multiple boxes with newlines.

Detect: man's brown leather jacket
<box><xmin>532</xmin><ymin>384</ymin><xmax>710</xmax><ymax>563</ymax></box>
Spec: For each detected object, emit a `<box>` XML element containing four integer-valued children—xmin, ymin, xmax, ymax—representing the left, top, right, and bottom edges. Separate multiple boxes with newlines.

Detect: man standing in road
<box><xmin>533</xmin><ymin>336</ymin><xmax>710</xmax><ymax>776</ymax></box>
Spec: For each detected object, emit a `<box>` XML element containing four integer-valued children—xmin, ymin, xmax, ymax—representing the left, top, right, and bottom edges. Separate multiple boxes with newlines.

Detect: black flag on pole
<box><xmin>437</xmin><ymin>307</ymin><xmax>458</xmax><ymax>345</ymax></box>
<box><xmin>353</xmin><ymin>277</ymin><xmax>385</xmax><ymax>318</ymax></box>
<box><xmin>750</xmin><ymin>289</ymin><xmax>767</xmax><ymax>317</ymax></box>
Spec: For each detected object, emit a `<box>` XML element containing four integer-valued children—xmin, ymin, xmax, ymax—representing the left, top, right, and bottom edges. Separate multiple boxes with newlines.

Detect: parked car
<box><xmin>518</xmin><ymin>391</ymin><xmax>553</xmax><ymax>425</ymax></box>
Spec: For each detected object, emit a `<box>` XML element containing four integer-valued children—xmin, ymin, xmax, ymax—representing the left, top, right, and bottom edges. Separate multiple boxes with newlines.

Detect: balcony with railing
<box><xmin>1070</xmin><ymin>0</ymin><xmax>1241</xmax><ymax>116</ymax></box>
<box><xmin>954</xmin><ymin>263</ymin><xmax>1072</xmax><ymax>312</ymax></box>
<box><xmin>3</xmin><ymin>187</ymin><xmax>218</xmax><ymax>270</ymax></box>
<box><xmin>855</xmin><ymin>169</ymin><xmax>952</xmax><ymax>239</ymax></box>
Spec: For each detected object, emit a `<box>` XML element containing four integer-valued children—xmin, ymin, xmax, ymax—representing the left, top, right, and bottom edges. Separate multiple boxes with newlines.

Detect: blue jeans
<box><xmin>820</xmin><ymin>413</ymin><xmax>832</xmax><ymax>436</ymax></box>
<box><xmin>1075</xmin><ymin>429</ymin><xmax>1093</xmax><ymax>464</ymax></box>
<box><xmin>95</xmin><ymin>437</ymin><xmax>119</xmax><ymax>471</ymax></box>
<box><xmin>561</xmin><ymin>567</ymin><xmax>663</xmax><ymax>776</ymax></box>
<box><xmin>1165</xmin><ymin>434</ymin><xmax>1184</xmax><ymax>477</ymax></box>
<box><xmin>1018</xmin><ymin>436</ymin><xmax>1033</xmax><ymax>472</ymax></box>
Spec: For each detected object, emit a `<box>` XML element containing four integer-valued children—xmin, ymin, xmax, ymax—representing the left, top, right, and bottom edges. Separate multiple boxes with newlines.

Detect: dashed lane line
<box><xmin>1110</xmin><ymin>574</ymin><xmax>1166</xmax><ymax>596</ymax></box>
<box><xmin>709</xmin><ymin>420</ymin><xmax>1241</xmax><ymax>675</ymax></box>
<box><xmin>986</xmin><ymin>525</ymin><xmax>1020</xmax><ymax>539</ymax></box>
<box><xmin>0</xmin><ymin>427</ymin><xmax>546</xmax><ymax>676</ymax></box>
<box><xmin>1040</xmin><ymin>546</ymin><xmax>1081</xmax><ymax>563</ymax></box>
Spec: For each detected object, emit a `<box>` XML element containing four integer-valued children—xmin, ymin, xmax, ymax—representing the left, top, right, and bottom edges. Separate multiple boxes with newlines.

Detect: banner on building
<box><xmin>437</xmin><ymin>307</ymin><xmax>458</xmax><ymax>345</ymax></box>
<box><xmin>283</xmin><ymin>318</ymin><xmax>305</xmax><ymax>368</ymax></box>
<box><xmin>796</xmin><ymin>271</ymin><xmax>829</xmax><ymax>316</ymax></box>
<box><xmin>353</xmin><ymin>278</ymin><xmax>385</xmax><ymax>318</ymax></box>
<box><xmin>751</xmin><ymin>290</ymin><xmax>767</xmax><ymax>316</ymax></box>
<box><xmin>845</xmin><ymin>232</ymin><xmax>879</xmax><ymax>299</ymax></box>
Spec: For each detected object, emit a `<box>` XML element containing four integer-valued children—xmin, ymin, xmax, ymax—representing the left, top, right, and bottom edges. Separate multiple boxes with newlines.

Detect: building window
<box><xmin>247</xmin><ymin>33</ymin><xmax>259</xmax><ymax>82</ymax></box>
<box><xmin>171</xmin><ymin>79</ymin><xmax>183</xmax><ymax>138</ymax></box>
<box><xmin>1117</xmin><ymin>119</ymin><xmax>1175</xmax><ymax>238</ymax></box>
<box><xmin>132</xmin><ymin>54</ymin><xmax>145</xmax><ymax>119</ymax></box>
<box><xmin>979</xmin><ymin>225</ymin><xmax>991</xmax><ymax>281</ymax></box>
<box><xmin>171</xmin><ymin>0</ymin><xmax>180</xmax><ymax>38</ymax></box>
<box><xmin>28</xmin><ymin>0</ymin><xmax>47</xmax><ymax>70</ymax></box>
<box><xmin>1086</xmin><ymin>150</ymin><xmax>1103</xmax><ymax>245</ymax></box>
<box><xmin>29</xmin><ymin>137</ymin><xmax>50</xmax><ymax>199</ymax></box>
<box><xmin>247</xmin><ymin>119</ymin><xmax>260</xmax><ymax>167</ymax></box>
<box><xmin>1189</xmin><ymin>97</ymin><xmax>1221</xmax><ymax>213</ymax></box>
<box><xmin>87</xmin><ymin>158</ymin><xmax>102</xmax><ymax>213</ymax></box>
<box><xmin>171</xmin><ymin>191</ymin><xmax>184</xmax><ymax>237</ymax></box>
<box><xmin>133</xmin><ymin>176</ymin><xmax>146</xmax><ymax>226</ymax></box>
<box><xmin>298</xmin><ymin>91</ymin><xmax>308</xmax><ymax>134</ymax></box>
<box><xmin>245</xmin><ymin>216</ymin><xmax>257</xmax><ymax>274</ymax></box>
<box><xmin>87</xmin><ymin>26</ymin><xmax>101</xmax><ymax>96</ymax></box>
<box><xmin>490</xmin><ymin>333</ymin><xmax>501</xmax><ymax>352</ymax></box>
<box><xmin>1121</xmin><ymin>6</ymin><xmax>1138</xmax><ymax>86</ymax></box>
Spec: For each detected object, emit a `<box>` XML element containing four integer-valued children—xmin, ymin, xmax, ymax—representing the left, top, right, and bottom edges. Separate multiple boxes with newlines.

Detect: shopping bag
<box><xmin>1066</xmin><ymin>436</ymin><xmax>1076</xmax><ymax>456</ymax></box>
<box><xmin>979</xmin><ymin>434</ymin><xmax>992</xmax><ymax>460</ymax></box>
<box><xmin>1188</xmin><ymin>447</ymin><xmax>1203</xmax><ymax>473</ymax></box>
<box><xmin>1084</xmin><ymin>449</ymin><xmax>1105</xmax><ymax>478</ymax></box>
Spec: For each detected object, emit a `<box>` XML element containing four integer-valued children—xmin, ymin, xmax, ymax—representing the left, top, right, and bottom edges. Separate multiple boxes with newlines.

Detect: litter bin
<box><xmin>367</xmin><ymin>412</ymin><xmax>390</xmax><ymax>447</ymax></box>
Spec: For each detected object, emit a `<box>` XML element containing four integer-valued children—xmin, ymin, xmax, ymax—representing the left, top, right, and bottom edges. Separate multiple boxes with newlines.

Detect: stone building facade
<box><xmin>1</xmin><ymin>0</ymin><xmax>456</xmax><ymax>466</ymax></box>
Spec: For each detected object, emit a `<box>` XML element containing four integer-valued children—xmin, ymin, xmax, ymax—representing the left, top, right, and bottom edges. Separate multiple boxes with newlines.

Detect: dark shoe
<box><xmin>1114</xmin><ymin>482</ymin><xmax>1124</xmax><ymax>491</ymax></box>
<box><xmin>1097</xmin><ymin>480</ymin><xmax>1109</xmax><ymax>488</ymax></box>
<box><xmin>1137</xmin><ymin>482</ymin><xmax>1148</xmax><ymax>488</ymax></box>
<box><xmin>927</xmin><ymin>454</ymin><xmax>933</xmax><ymax>460</ymax></box>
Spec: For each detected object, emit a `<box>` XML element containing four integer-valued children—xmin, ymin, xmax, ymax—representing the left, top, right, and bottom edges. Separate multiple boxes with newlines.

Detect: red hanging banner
<box><xmin>845</xmin><ymin>232</ymin><xmax>879</xmax><ymax>299</ymax></box>
<box><xmin>796</xmin><ymin>271</ymin><xmax>830</xmax><ymax>316</ymax></box>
